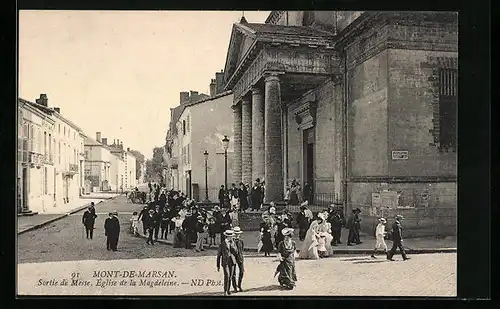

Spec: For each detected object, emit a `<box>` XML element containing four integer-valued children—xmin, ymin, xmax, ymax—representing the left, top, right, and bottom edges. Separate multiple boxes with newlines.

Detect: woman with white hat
<box><xmin>275</xmin><ymin>227</ymin><xmax>297</xmax><ymax>290</ymax></box>
<box><xmin>299</xmin><ymin>212</ymin><xmax>332</xmax><ymax>259</ymax></box>
<box><xmin>371</xmin><ymin>217</ymin><xmax>388</xmax><ymax>258</ymax></box>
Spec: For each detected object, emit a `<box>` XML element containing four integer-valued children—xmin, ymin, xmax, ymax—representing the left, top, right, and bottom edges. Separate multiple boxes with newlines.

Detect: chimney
<box><xmin>54</xmin><ymin>107</ymin><xmax>60</xmax><ymax>113</ymax></box>
<box><xmin>96</xmin><ymin>132</ymin><xmax>101</xmax><ymax>142</ymax></box>
<box><xmin>127</xmin><ymin>147</ymin><xmax>130</xmax><ymax>152</ymax></box>
<box><xmin>101</xmin><ymin>138</ymin><xmax>108</xmax><ymax>145</ymax></box>
<box><xmin>190</xmin><ymin>91</ymin><xmax>199</xmax><ymax>102</ymax></box>
<box><xmin>120</xmin><ymin>142</ymin><xmax>123</xmax><ymax>150</ymax></box>
<box><xmin>215</xmin><ymin>71</ymin><xmax>225</xmax><ymax>95</ymax></box>
<box><xmin>36</xmin><ymin>94</ymin><xmax>48</xmax><ymax>106</ymax></box>
<box><xmin>209</xmin><ymin>79</ymin><xmax>216</xmax><ymax>97</ymax></box>
<box><xmin>113</xmin><ymin>139</ymin><xmax>116</xmax><ymax>146</ymax></box>
<box><xmin>116</xmin><ymin>139</ymin><xmax>120</xmax><ymax>147</ymax></box>
<box><xmin>180</xmin><ymin>92</ymin><xmax>190</xmax><ymax>104</ymax></box>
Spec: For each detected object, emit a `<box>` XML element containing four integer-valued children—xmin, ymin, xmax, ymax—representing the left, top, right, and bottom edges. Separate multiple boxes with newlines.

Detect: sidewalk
<box><xmin>81</xmin><ymin>192</ymin><xmax>121</xmax><ymax>199</ymax></box>
<box><xmin>137</xmin><ymin>227</ymin><xmax>457</xmax><ymax>254</ymax></box>
<box><xmin>17</xmin><ymin>195</ymin><xmax>121</xmax><ymax>235</ymax></box>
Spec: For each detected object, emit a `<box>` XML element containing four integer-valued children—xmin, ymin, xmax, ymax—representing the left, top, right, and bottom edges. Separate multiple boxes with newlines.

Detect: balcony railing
<box><xmin>43</xmin><ymin>153</ymin><xmax>54</xmax><ymax>165</ymax></box>
<box><xmin>28</xmin><ymin>152</ymin><xmax>44</xmax><ymax>167</ymax></box>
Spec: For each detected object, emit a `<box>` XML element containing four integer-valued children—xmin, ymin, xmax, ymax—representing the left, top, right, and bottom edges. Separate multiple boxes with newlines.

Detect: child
<box><xmin>130</xmin><ymin>211</ymin><xmax>139</xmax><ymax>237</ymax></box>
<box><xmin>208</xmin><ymin>217</ymin><xmax>217</xmax><ymax>248</ymax></box>
<box><xmin>371</xmin><ymin>217</ymin><xmax>388</xmax><ymax>258</ymax></box>
<box><xmin>317</xmin><ymin>232</ymin><xmax>328</xmax><ymax>258</ymax></box>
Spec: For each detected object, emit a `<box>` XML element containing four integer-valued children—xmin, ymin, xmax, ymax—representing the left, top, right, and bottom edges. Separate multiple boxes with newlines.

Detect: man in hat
<box><xmin>104</xmin><ymin>211</ymin><xmax>120</xmax><ymax>251</ymax></box>
<box><xmin>327</xmin><ymin>205</ymin><xmax>343</xmax><ymax>245</ymax></box>
<box><xmin>218</xmin><ymin>185</ymin><xmax>226</xmax><ymax>208</ymax></box>
<box><xmin>153</xmin><ymin>205</ymin><xmax>162</xmax><ymax>241</ymax></box>
<box><xmin>387</xmin><ymin>215</ymin><xmax>410</xmax><ymax>261</ymax></box>
<box><xmin>182</xmin><ymin>211</ymin><xmax>193</xmax><ymax>249</ymax></box>
<box><xmin>82</xmin><ymin>204</ymin><xmax>98</xmax><ymax>240</ymax></box>
<box><xmin>296</xmin><ymin>205</ymin><xmax>310</xmax><ymax>241</ymax></box>
<box><xmin>144</xmin><ymin>209</ymin><xmax>156</xmax><ymax>245</ymax></box>
<box><xmin>371</xmin><ymin>218</ymin><xmax>388</xmax><ymax>258</ymax></box>
<box><xmin>250</xmin><ymin>179</ymin><xmax>263</xmax><ymax>211</ymax></box>
<box><xmin>347</xmin><ymin>208</ymin><xmax>362</xmax><ymax>246</ymax></box>
<box><xmin>231</xmin><ymin>226</ymin><xmax>245</xmax><ymax>292</ymax></box>
<box><xmin>195</xmin><ymin>215</ymin><xmax>206</xmax><ymax>252</ymax></box>
<box><xmin>216</xmin><ymin>229</ymin><xmax>239</xmax><ymax>296</ymax></box>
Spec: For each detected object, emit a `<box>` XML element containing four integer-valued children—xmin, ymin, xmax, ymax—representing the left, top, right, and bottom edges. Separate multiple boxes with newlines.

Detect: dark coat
<box><xmin>143</xmin><ymin>214</ymin><xmax>155</xmax><ymax>230</ymax></box>
<box><xmin>296</xmin><ymin>212</ymin><xmax>310</xmax><ymax>229</ymax></box>
<box><xmin>238</xmin><ymin>187</ymin><xmax>249</xmax><ymax>207</ymax></box>
<box><xmin>104</xmin><ymin>217</ymin><xmax>120</xmax><ymax>237</ymax></box>
<box><xmin>250</xmin><ymin>185</ymin><xmax>263</xmax><ymax>206</ymax></box>
<box><xmin>216</xmin><ymin>240</ymin><xmax>238</xmax><ymax>268</ymax></box>
<box><xmin>82</xmin><ymin>210</ymin><xmax>97</xmax><ymax>228</ymax></box>
<box><xmin>218</xmin><ymin>189</ymin><xmax>226</xmax><ymax>201</ymax></box>
<box><xmin>392</xmin><ymin>221</ymin><xmax>403</xmax><ymax>241</ymax></box>
<box><xmin>233</xmin><ymin>238</ymin><xmax>245</xmax><ymax>263</ymax></box>
<box><xmin>153</xmin><ymin>212</ymin><xmax>162</xmax><ymax>227</ymax></box>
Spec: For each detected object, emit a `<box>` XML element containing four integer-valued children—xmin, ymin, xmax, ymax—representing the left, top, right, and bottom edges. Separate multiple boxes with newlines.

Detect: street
<box><xmin>17</xmin><ymin>195</ymin><xmax>219</xmax><ymax>264</ymax></box>
<box><xmin>17</xmin><ymin>194</ymin><xmax>456</xmax><ymax>296</ymax></box>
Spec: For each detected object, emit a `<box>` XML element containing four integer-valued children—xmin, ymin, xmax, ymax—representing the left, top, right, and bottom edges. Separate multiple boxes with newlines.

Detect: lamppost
<box><xmin>203</xmin><ymin>150</ymin><xmax>209</xmax><ymax>202</ymax></box>
<box><xmin>222</xmin><ymin>135</ymin><xmax>229</xmax><ymax>190</ymax></box>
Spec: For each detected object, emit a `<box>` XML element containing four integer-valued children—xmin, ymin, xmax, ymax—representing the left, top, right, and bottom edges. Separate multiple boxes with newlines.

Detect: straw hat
<box><xmin>223</xmin><ymin>230</ymin><xmax>235</xmax><ymax>237</ymax></box>
<box><xmin>269</xmin><ymin>207</ymin><xmax>276</xmax><ymax>214</ymax></box>
<box><xmin>197</xmin><ymin>215</ymin><xmax>203</xmax><ymax>219</ymax></box>
<box><xmin>281</xmin><ymin>228</ymin><xmax>294</xmax><ymax>236</ymax></box>
<box><xmin>232</xmin><ymin>226</ymin><xmax>243</xmax><ymax>234</ymax></box>
<box><xmin>395</xmin><ymin>215</ymin><xmax>404</xmax><ymax>220</ymax></box>
<box><xmin>317</xmin><ymin>212</ymin><xmax>326</xmax><ymax>220</ymax></box>
<box><xmin>379</xmin><ymin>217</ymin><xmax>387</xmax><ymax>223</ymax></box>
<box><xmin>213</xmin><ymin>206</ymin><xmax>220</xmax><ymax>211</ymax></box>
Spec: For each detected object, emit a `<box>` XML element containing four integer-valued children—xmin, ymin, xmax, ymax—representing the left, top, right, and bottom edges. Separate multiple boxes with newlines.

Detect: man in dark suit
<box><xmin>153</xmin><ymin>205</ymin><xmax>162</xmax><ymax>241</ymax></box>
<box><xmin>387</xmin><ymin>215</ymin><xmax>410</xmax><ymax>261</ymax></box>
<box><xmin>144</xmin><ymin>209</ymin><xmax>155</xmax><ymax>245</ymax></box>
<box><xmin>218</xmin><ymin>185</ymin><xmax>226</xmax><ymax>208</ymax></box>
<box><xmin>328</xmin><ymin>205</ymin><xmax>344</xmax><ymax>245</ymax></box>
<box><xmin>216</xmin><ymin>229</ymin><xmax>238</xmax><ymax>296</ymax></box>
<box><xmin>82</xmin><ymin>205</ymin><xmax>97</xmax><ymax>240</ymax></box>
<box><xmin>231</xmin><ymin>227</ymin><xmax>245</xmax><ymax>292</ymax></box>
<box><xmin>104</xmin><ymin>211</ymin><xmax>120</xmax><ymax>251</ymax></box>
<box><xmin>347</xmin><ymin>208</ymin><xmax>362</xmax><ymax>245</ymax></box>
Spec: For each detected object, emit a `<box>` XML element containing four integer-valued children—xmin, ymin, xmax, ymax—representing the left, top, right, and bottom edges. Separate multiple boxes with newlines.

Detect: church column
<box><xmin>232</xmin><ymin>103</ymin><xmax>242</xmax><ymax>184</ymax></box>
<box><xmin>264</xmin><ymin>73</ymin><xmax>284</xmax><ymax>203</ymax></box>
<box><xmin>251</xmin><ymin>87</ymin><xmax>265</xmax><ymax>183</ymax></box>
<box><xmin>241</xmin><ymin>96</ymin><xmax>252</xmax><ymax>185</ymax></box>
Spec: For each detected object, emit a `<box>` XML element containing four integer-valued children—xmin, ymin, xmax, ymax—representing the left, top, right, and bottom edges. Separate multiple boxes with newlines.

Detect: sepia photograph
<box><xmin>17</xmin><ymin>10</ymin><xmax>459</xmax><ymax>297</ymax></box>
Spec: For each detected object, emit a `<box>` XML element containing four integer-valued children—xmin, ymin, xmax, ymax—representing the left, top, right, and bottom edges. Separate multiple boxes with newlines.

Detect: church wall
<box><xmin>286</xmin><ymin>104</ymin><xmax>301</xmax><ymax>184</ymax></box>
<box><xmin>347</xmin><ymin>50</ymin><xmax>389</xmax><ymax>177</ymax></box>
<box><xmin>387</xmin><ymin>48</ymin><xmax>457</xmax><ymax>178</ymax></box>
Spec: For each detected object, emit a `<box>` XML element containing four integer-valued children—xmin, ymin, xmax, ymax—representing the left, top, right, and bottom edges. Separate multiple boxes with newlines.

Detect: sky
<box><xmin>19</xmin><ymin>10</ymin><xmax>271</xmax><ymax>159</ymax></box>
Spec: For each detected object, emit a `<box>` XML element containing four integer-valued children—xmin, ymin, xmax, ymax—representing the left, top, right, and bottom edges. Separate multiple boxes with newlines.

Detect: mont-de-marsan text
<box><xmin>93</xmin><ymin>270</ymin><xmax>176</xmax><ymax>279</ymax></box>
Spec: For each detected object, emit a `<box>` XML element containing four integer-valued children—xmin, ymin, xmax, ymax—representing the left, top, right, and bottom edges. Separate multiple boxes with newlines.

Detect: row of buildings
<box><xmin>17</xmin><ymin>94</ymin><xmax>143</xmax><ymax>215</ymax></box>
<box><xmin>162</xmin><ymin>11</ymin><xmax>457</xmax><ymax>235</ymax></box>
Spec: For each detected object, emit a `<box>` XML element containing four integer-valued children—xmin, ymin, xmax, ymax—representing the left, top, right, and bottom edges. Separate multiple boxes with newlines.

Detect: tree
<box><xmin>145</xmin><ymin>146</ymin><xmax>164</xmax><ymax>182</ymax></box>
<box><xmin>129</xmin><ymin>149</ymin><xmax>145</xmax><ymax>180</ymax></box>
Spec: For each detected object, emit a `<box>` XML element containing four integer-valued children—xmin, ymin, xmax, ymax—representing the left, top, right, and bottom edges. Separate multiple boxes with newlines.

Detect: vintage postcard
<box><xmin>17</xmin><ymin>10</ymin><xmax>458</xmax><ymax>297</ymax></box>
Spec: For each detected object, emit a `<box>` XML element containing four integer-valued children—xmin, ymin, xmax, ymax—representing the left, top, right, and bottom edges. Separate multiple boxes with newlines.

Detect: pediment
<box><xmin>223</xmin><ymin>24</ymin><xmax>257</xmax><ymax>90</ymax></box>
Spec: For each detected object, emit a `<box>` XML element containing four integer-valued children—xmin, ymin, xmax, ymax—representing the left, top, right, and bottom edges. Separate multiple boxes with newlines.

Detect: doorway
<box><xmin>185</xmin><ymin>170</ymin><xmax>192</xmax><ymax>198</ymax></box>
<box><xmin>22</xmin><ymin>168</ymin><xmax>28</xmax><ymax>212</ymax></box>
<box><xmin>303</xmin><ymin>128</ymin><xmax>315</xmax><ymax>203</ymax></box>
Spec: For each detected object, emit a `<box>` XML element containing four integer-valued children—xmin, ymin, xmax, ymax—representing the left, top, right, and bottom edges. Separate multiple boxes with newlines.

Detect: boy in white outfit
<box><xmin>371</xmin><ymin>217</ymin><xmax>388</xmax><ymax>258</ymax></box>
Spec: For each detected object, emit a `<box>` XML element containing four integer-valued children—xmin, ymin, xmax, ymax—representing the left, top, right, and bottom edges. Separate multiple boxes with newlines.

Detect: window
<box><xmin>64</xmin><ymin>126</ymin><xmax>66</xmax><ymax>136</ymax></box>
<box><xmin>438</xmin><ymin>68</ymin><xmax>457</xmax><ymax>152</ymax></box>
<box><xmin>85</xmin><ymin>151</ymin><xmax>89</xmax><ymax>159</ymax></box>
<box><xmin>58</xmin><ymin>124</ymin><xmax>60</xmax><ymax>133</ymax></box>
<box><xmin>187</xmin><ymin>144</ymin><xmax>190</xmax><ymax>164</ymax></box>
<box><xmin>44</xmin><ymin>132</ymin><xmax>47</xmax><ymax>156</ymax></box>
<box><xmin>48</xmin><ymin>134</ymin><xmax>52</xmax><ymax>160</ymax></box>
<box><xmin>183</xmin><ymin>120</ymin><xmax>186</xmax><ymax>135</ymax></box>
<box><xmin>58</xmin><ymin>142</ymin><xmax>61</xmax><ymax>164</ymax></box>
<box><xmin>44</xmin><ymin>167</ymin><xmax>48</xmax><ymax>194</ymax></box>
<box><xmin>186</xmin><ymin>116</ymin><xmax>190</xmax><ymax>133</ymax></box>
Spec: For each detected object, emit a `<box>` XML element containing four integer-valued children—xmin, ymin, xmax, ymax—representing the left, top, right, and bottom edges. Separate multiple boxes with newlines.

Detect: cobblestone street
<box><xmin>18</xmin><ymin>252</ymin><xmax>456</xmax><ymax>296</ymax></box>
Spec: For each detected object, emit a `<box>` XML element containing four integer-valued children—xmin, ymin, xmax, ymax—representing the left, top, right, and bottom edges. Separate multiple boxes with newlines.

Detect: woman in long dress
<box><xmin>298</xmin><ymin>213</ymin><xmax>333</xmax><ymax>259</ymax></box>
<box><xmin>276</xmin><ymin>228</ymin><xmax>297</xmax><ymax>290</ymax></box>
<box><xmin>259</xmin><ymin>214</ymin><xmax>274</xmax><ymax>256</ymax></box>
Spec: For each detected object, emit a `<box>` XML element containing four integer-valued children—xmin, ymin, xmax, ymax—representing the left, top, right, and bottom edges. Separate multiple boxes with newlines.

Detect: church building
<box><xmin>224</xmin><ymin>11</ymin><xmax>457</xmax><ymax>235</ymax></box>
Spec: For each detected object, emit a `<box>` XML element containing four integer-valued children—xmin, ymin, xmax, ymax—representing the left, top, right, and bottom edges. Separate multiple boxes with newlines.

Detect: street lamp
<box><xmin>222</xmin><ymin>135</ymin><xmax>229</xmax><ymax>190</ymax></box>
<box><xmin>203</xmin><ymin>150</ymin><xmax>210</xmax><ymax>202</ymax></box>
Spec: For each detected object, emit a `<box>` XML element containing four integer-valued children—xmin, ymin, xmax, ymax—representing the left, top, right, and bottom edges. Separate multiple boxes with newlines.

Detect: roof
<box><xmin>239</xmin><ymin>23</ymin><xmax>334</xmax><ymax>37</ymax></box>
<box><xmin>176</xmin><ymin>90</ymin><xmax>233</xmax><ymax>123</ymax></box>
<box><xmin>84</xmin><ymin>136</ymin><xmax>113</xmax><ymax>151</ymax></box>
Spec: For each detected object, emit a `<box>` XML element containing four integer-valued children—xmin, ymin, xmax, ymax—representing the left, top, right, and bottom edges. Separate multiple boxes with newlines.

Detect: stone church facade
<box><xmin>223</xmin><ymin>11</ymin><xmax>457</xmax><ymax>235</ymax></box>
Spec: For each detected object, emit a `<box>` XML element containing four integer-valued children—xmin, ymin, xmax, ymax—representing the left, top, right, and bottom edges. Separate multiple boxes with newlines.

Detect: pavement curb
<box><xmin>135</xmin><ymin>232</ymin><xmax>457</xmax><ymax>255</ymax></box>
<box><xmin>17</xmin><ymin>194</ymin><xmax>123</xmax><ymax>235</ymax></box>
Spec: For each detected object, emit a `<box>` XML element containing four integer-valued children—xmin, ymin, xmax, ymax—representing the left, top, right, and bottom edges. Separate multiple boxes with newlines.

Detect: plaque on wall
<box><xmin>371</xmin><ymin>193</ymin><xmax>381</xmax><ymax>216</ymax></box>
<box><xmin>380</xmin><ymin>191</ymin><xmax>398</xmax><ymax>208</ymax></box>
<box><xmin>392</xmin><ymin>150</ymin><xmax>409</xmax><ymax>160</ymax></box>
